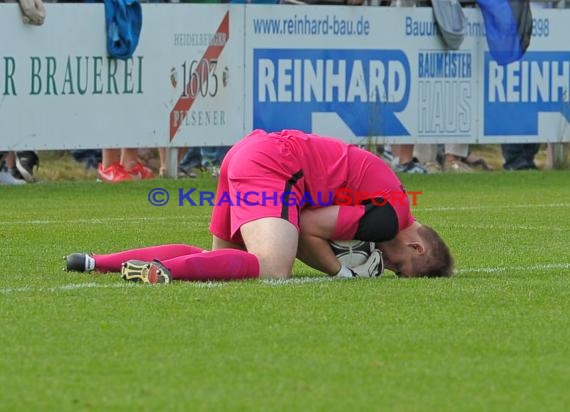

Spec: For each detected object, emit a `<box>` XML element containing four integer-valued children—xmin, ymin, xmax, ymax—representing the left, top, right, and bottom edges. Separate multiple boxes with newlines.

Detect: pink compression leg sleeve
<box><xmin>161</xmin><ymin>249</ymin><xmax>260</xmax><ymax>281</ymax></box>
<box><xmin>94</xmin><ymin>244</ymin><xmax>205</xmax><ymax>273</ymax></box>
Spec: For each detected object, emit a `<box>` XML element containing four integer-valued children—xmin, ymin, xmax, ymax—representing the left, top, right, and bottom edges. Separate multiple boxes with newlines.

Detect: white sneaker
<box><xmin>0</xmin><ymin>170</ymin><xmax>26</xmax><ymax>185</ymax></box>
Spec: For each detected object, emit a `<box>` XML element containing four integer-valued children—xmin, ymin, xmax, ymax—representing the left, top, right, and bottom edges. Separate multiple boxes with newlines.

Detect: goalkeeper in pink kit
<box><xmin>65</xmin><ymin>129</ymin><xmax>453</xmax><ymax>283</ymax></box>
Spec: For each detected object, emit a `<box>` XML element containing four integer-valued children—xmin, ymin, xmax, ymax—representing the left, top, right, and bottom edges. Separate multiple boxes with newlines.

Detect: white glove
<box><xmin>19</xmin><ymin>0</ymin><xmax>46</xmax><ymax>26</ymax></box>
<box><xmin>335</xmin><ymin>249</ymin><xmax>384</xmax><ymax>278</ymax></box>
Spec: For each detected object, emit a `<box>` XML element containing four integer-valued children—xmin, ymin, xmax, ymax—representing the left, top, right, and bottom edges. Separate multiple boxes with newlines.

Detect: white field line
<box><xmin>455</xmin><ymin>263</ymin><xmax>570</xmax><ymax>274</ymax></box>
<box><xmin>0</xmin><ymin>216</ymin><xmax>208</xmax><ymax>225</ymax></box>
<box><xmin>419</xmin><ymin>202</ymin><xmax>570</xmax><ymax>212</ymax></box>
<box><xmin>2</xmin><ymin>202</ymin><xmax>570</xmax><ymax>226</ymax></box>
<box><xmin>0</xmin><ymin>280</ymin><xmax>223</xmax><ymax>294</ymax></box>
<box><xmin>444</xmin><ymin>223</ymin><xmax>569</xmax><ymax>232</ymax></box>
<box><xmin>0</xmin><ymin>217</ymin><xmax>168</xmax><ymax>225</ymax></box>
<box><xmin>1</xmin><ymin>263</ymin><xmax>568</xmax><ymax>294</ymax></box>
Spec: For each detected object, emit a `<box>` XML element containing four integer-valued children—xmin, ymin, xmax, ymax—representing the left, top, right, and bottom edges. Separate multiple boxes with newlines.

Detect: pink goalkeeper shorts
<box><xmin>209</xmin><ymin>131</ymin><xmax>306</xmax><ymax>245</ymax></box>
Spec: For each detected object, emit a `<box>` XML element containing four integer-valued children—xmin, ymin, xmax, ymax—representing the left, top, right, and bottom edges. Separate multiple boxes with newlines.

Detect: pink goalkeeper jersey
<box><xmin>210</xmin><ymin>129</ymin><xmax>415</xmax><ymax>244</ymax></box>
<box><xmin>272</xmin><ymin>130</ymin><xmax>414</xmax><ymax>227</ymax></box>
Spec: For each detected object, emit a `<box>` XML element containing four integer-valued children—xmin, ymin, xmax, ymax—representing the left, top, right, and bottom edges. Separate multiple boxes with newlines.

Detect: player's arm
<box><xmin>298</xmin><ymin>199</ymin><xmax>398</xmax><ymax>275</ymax></box>
<box><xmin>297</xmin><ymin>206</ymin><xmax>341</xmax><ymax>276</ymax></box>
<box><xmin>297</xmin><ymin>204</ymin><xmax>373</xmax><ymax>275</ymax></box>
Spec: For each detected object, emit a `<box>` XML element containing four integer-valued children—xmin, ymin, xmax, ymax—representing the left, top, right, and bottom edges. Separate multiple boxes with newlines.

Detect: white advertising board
<box><xmin>1</xmin><ymin>4</ymin><xmax>569</xmax><ymax>149</ymax></box>
<box><xmin>0</xmin><ymin>4</ymin><xmax>243</xmax><ymax>150</ymax></box>
<box><xmin>245</xmin><ymin>6</ymin><xmax>570</xmax><ymax>144</ymax></box>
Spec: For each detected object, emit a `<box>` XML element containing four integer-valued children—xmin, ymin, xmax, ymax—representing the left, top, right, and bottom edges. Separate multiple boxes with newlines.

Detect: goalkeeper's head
<box><xmin>377</xmin><ymin>221</ymin><xmax>454</xmax><ymax>278</ymax></box>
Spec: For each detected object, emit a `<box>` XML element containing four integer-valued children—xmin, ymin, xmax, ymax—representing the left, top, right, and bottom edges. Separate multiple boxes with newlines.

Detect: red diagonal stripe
<box><xmin>170</xmin><ymin>11</ymin><xmax>230</xmax><ymax>141</ymax></box>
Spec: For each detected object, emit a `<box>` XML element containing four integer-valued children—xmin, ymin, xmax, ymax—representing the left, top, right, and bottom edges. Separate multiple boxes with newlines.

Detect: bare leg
<box><xmin>158</xmin><ymin>148</ymin><xmax>167</xmax><ymax>177</ymax></box>
<box><xmin>101</xmin><ymin>149</ymin><xmax>121</xmax><ymax>170</ymax></box>
<box><xmin>158</xmin><ymin>148</ymin><xmax>190</xmax><ymax>177</ymax></box>
<box><xmin>392</xmin><ymin>144</ymin><xmax>414</xmax><ymax>164</ymax></box>
<box><xmin>101</xmin><ymin>149</ymin><xmax>121</xmax><ymax>169</ymax></box>
<box><xmin>546</xmin><ymin>143</ymin><xmax>553</xmax><ymax>169</ymax></box>
<box><xmin>4</xmin><ymin>152</ymin><xmax>16</xmax><ymax>169</ymax></box>
<box><xmin>212</xmin><ymin>235</ymin><xmax>246</xmax><ymax>251</ymax></box>
<box><xmin>239</xmin><ymin>217</ymin><xmax>298</xmax><ymax>279</ymax></box>
<box><xmin>121</xmin><ymin>148</ymin><xmax>139</xmax><ymax>170</ymax></box>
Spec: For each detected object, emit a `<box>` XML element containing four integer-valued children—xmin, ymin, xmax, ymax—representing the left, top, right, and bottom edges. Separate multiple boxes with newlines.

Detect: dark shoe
<box><xmin>177</xmin><ymin>166</ymin><xmax>198</xmax><ymax>178</ymax></box>
<box><xmin>71</xmin><ymin>150</ymin><xmax>102</xmax><ymax>170</ymax></box>
<box><xmin>503</xmin><ymin>159</ymin><xmax>537</xmax><ymax>171</ymax></box>
<box><xmin>64</xmin><ymin>253</ymin><xmax>95</xmax><ymax>272</ymax></box>
<box><xmin>394</xmin><ymin>158</ymin><xmax>428</xmax><ymax>174</ymax></box>
<box><xmin>14</xmin><ymin>151</ymin><xmax>39</xmax><ymax>183</ymax></box>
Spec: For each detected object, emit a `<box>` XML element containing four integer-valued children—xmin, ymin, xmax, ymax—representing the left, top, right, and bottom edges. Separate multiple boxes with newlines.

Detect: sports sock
<box><xmin>94</xmin><ymin>244</ymin><xmax>204</xmax><ymax>273</ymax></box>
<box><xmin>161</xmin><ymin>249</ymin><xmax>260</xmax><ymax>281</ymax></box>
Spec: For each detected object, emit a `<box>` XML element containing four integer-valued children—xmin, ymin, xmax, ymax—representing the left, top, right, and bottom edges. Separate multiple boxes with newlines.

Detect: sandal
<box><xmin>465</xmin><ymin>154</ymin><xmax>494</xmax><ymax>171</ymax></box>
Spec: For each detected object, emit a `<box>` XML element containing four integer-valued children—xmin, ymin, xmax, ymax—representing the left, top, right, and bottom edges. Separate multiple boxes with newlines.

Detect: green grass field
<box><xmin>2</xmin><ymin>171</ymin><xmax>570</xmax><ymax>411</ymax></box>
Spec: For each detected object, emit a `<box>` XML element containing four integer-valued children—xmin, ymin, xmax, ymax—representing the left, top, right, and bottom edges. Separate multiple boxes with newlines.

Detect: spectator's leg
<box><xmin>159</xmin><ymin>147</ymin><xmax>190</xmax><ymax>178</ymax></box>
<box><xmin>158</xmin><ymin>147</ymin><xmax>167</xmax><ymax>177</ymax></box>
<box><xmin>0</xmin><ymin>152</ymin><xmax>26</xmax><ymax>185</ymax></box>
<box><xmin>445</xmin><ymin>143</ymin><xmax>469</xmax><ymax>159</ymax></box>
<box><xmin>120</xmin><ymin>148</ymin><xmax>139</xmax><ymax>170</ymax></box>
<box><xmin>71</xmin><ymin>150</ymin><xmax>100</xmax><ymax>170</ymax></box>
<box><xmin>206</xmin><ymin>146</ymin><xmax>230</xmax><ymax>176</ymax></box>
<box><xmin>392</xmin><ymin>144</ymin><xmax>427</xmax><ymax>174</ymax></box>
<box><xmin>521</xmin><ymin>143</ymin><xmax>539</xmax><ymax>169</ymax></box>
<box><xmin>87</xmin><ymin>150</ymin><xmax>102</xmax><ymax>170</ymax></box>
<box><xmin>180</xmin><ymin>147</ymin><xmax>203</xmax><ymax>171</ymax></box>
<box><xmin>502</xmin><ymin>144</ymin><xmax>537</xmax><ymax>170</ymax></box>
<box><xmin>70</xmin><ymin>150</ymin><xmax>88</xmax><ymax>163</ymax></box>
<box><xmin>121</xmin><ymin>148</ymin><xmax>154</xmax><ymax>179</ymax></box>
<box><xmin>101</xmin><ymin>149</ymin><xmax>121</xmax><ymax>169</ymax></box>
<box><xmin>214</xmin><ymin>146</ymin><xmax>231</xmax><ymax>165</ymax></box>
<box><xmin>465</xmin><ymin>150</ymin><xmax>494</xmax><ymax>171</ymax></box>
<box><xmin>414</xmin><ymin>144</ymin><xmax>441</xmax><ymax>173</ymax></box>
<box><xmin>413</xmin><ymin>144</ymin><xmax>437</xmax><ymax>164</ymax></box>
<box><xmin>98</xmin><ymin>149</ymin><xmax>132</xmax><ymax>182</ymax></box>
<box><xmin>4</xmin><ymin>152</ymin><xmax>17</xmax><ymax>170</ymax></box>
<box><xmin>546</xmin><ymin>143</ymin><xmax>553</xmax><ymax>169</ymax></box>
<box><xmin>12</xmin><ymin>151</ymin><xmax>39</xmax><ymax>182</ymax></box>
<box><xmin>200</xmin><ymin>146</ymin><xmax>217</xmax><ymax>169</ymax></box>
<box><xmin>443</xmin><ymin>144</ymin><xmax>473</xmax><ymax>172</ymax></box>
<box><xmin>392</xmin><ymin>144</ymin><xmax>413</xmax><ymax>164</ymax></box>
<box><xmin>501</xmin><ymin>144</ymin><xmax>521</xmax><ymax>170</ymax></box>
